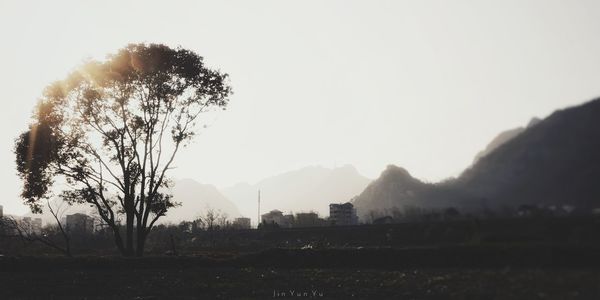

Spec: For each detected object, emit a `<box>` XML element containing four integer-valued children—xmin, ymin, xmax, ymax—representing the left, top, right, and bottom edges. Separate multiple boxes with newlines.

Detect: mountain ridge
<box><xmin>352</xmin><ymin>98</ymin><xmax>600</xmax><ymax>219</ymax></box>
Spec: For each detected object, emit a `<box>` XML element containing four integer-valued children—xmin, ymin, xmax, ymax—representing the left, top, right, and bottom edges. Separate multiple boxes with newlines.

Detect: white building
<box><xmin>261</xmin><ymin>210</ymin><xmax>284</xmax><ymax>225</ymax></box>
<box><xmin>329</xmin><ymin>202</ymin><xmax>358</xmax><ymax>226</ymax></box>
<box><xmin>261</xmin><ymin>210</ymin><xmax>293</xmax><ymax>228</ymax></box>
<box><xmin>66</xmin><ymin>213</ymin><xmax>94</xmax><ymax>234</ymax></box>
<box><xmin>19</xmin><ymin>217</ymin><xmax>43</xmax><ymax>235</ymax></box>
<box><xmin>233</xmin><ymin>217</ymin><xmax>251</xmax><ymax>229</ymax></box>
<box><xmin>294</xmin><ymin>212</ymin><xmax>325</xmax><ymax>228</ymax></box>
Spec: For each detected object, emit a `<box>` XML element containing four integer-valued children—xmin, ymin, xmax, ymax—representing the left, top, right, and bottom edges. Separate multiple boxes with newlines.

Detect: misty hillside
<box><xmin>353</xmin><ymin>98</ymin><xmax>600</xmax><ymax>218</ymax></box>
<box><xmin>351</xmin><ymin>165</ymin><xmax>468</xmax><ymax>219</ymax></box>
<box><xmin>222</xmin><ymin>165</ymin><xmax>371</xmax><ymax>222</ymax></box>
<box><xmin>472</xmin><ymin>117</ymin><xmax>541</xmax><ymax>164</ymax></box>
<box><xmin>164</xmin><ymin>179</ymin><xmax>241</xmax><ymax>224</ymax></box>
<box><xmin>457</xmin><ymin>98</ymin><xmax>600</xmax><ymax>211</ymax></box>
<box><xmin>352</xmin><ymin>166</ymin><xmax>429</xmax><ymax>214</ymax></box>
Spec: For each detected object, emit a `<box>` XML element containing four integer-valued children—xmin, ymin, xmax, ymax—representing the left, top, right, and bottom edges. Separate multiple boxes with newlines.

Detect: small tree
<box><xmin>1</xmin><ymin>200</ymin><xmax>71</xmax><ymax>257</ymax></box>
<box><xmin>193</xmin><ymin>208</ymin><xmax>228</xmax><ymax>231</ymax></box>
<box><xmin>193</xmin><ymin>208</ymin><xmax>229</xmax><ymax>247</ymax></box>
<box><xmin>15</xmin><ymin>43</ymin><xmax>232</xmax><ymax>256</ymax></box>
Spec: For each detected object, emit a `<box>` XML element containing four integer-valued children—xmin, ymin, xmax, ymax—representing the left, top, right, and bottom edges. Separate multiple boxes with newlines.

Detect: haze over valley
<box><xmin>17</xmin><ymin>97</ymin><xmax>600</xmax><ymax>226</ymax></box>
<box><xmin>3</xmin><ymin>2</ymin><xmax>600</xmax><ymax>299</ymax></box>
<box><xmin>4</xmin><ymin>1</ymin><xmax>600</xmax><ymax>220</ymax></box>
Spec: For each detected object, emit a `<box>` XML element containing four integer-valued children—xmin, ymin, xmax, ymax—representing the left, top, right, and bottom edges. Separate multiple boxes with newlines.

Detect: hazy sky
<box><xmin>2</xmin><ymin>0</ymin><xmax>600</xmax><ymax>215</ymax></box>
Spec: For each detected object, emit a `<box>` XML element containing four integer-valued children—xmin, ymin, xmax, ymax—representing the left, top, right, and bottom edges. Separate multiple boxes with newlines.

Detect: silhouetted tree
<box><xmin>1</xmin><ymin>201</ymin><xmax>71</xmax><ymax>257</ymax></box>
<box><xmin>45</xmin><ymin>199</ymin><xmax>72</xmax><ymax>256</ymax></box>
<box><xmin>0</xmin><ymin>216</ymin><xmax>10</xmax><ymax>237</ymax></box>
<box><xmin>192</xmin><ymin>208</ymin><xmax>230</xmax><ymax>246</ymax></box>
<box><xmin>366</xmin><ymin>210</ymin><xmax>381</xmax><ymax>224</ymax></box>
<box><xmin>443</xmin><ymin>207</ymin><xmax>460</xmax><ymax>220</ymax></box>
<box><xmin>193</xmin><ymin>208</ymin><xmax>230</xmax><ymax>231</ymax></box>
<box><xmin>15</xmin><ymin>43</ymin><xmax>231</xmax><ymax>256</ymax></box>
<box><xmin>390</xmin><ymin>207</ymin><xmax>403</xmax><ymax>220</ymax></box>
<box><xmin>402</xmin><ymin>205</ymin><xmax>425</xmax><ymax>221</ymax></box>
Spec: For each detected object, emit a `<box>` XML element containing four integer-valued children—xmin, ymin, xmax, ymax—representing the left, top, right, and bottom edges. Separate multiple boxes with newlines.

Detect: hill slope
<box><xmin>352</xmin><ymin>165</ymin><xmax>468</xmax><ymax>219</ymax></box>
<box><xmin>458</xmin><ymin>99</ymin><xmax>600</xmax><ymax>210</ymax></box>
<box><xmin>164</xmin><ymin>179</ymin><xmax>241</xmax><ymax>224</ymax></box>
<box><xmin>472</xmin><ymin>117</ymin><xmax>541</xmax><ymax>164</ymax></box>
<box><xmin>353</xmin><ymin>98</ymin><xmax>600</xmax><ymax>218</ymax></box>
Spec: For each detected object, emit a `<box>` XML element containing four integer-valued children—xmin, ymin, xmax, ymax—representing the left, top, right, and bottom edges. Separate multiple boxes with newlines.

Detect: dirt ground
<box><xmin>1</xmin><ymin>266</ymin><xmax>599</xmax><ymax>299</ymax></box>
<box><xmin>2</xmin><ymin>246</ymin><xmax>600</xmax><ymax>299</ymax></box>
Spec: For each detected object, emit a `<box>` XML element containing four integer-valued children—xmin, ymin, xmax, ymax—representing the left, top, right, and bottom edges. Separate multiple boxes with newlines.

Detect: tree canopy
<box><xmin>15</xmin><ymin>43</ymin><xmax>232</xmax><ymax>256</ymax></box>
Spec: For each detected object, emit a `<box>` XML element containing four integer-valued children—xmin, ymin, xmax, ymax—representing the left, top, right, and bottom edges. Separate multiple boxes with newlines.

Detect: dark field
<box><xmin>2</xmin><ymin>266</ymin><xmax>600</xmax><ymax>299</ymax></box>
<box><xmin>2</xmin><ymin>246</ymin><xmax>600</xmax><ymax>300</ymax></box>
<box><xmin>3</xmin><ymin>218</ymin><xmax>600</xmax><ymax>299</ymax></box>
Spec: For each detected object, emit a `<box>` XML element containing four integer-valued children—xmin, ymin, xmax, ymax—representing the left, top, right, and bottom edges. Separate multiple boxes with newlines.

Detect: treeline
<box><xmin>2</xmin><ymin>208</ymin><xmax>599</xmax><ymax>257</ymax></box>
<box><xmin>363</xmin><ymin>203</ymin><xmax>583</xmax><ymax>224</ymax></box>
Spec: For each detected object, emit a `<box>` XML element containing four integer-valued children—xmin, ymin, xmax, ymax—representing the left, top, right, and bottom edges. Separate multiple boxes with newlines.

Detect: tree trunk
<box><xmin>112</xmin><ymin>226</ymin><xmax>127</xmax><ymax>256</ymax></box>
<box><xmin>125</xmin><ymin>216</ymin><xmax>134</xmax><ymax>256</ymax></box>
<box><xmin>64</xmin><ymin>239</ymin><xmax>72</xmax><ymax>258</ymax></box>
<box><xmin>135</xmin><ymin>230</ymin><xmax>146</xmax><ymax>257</ymax></box>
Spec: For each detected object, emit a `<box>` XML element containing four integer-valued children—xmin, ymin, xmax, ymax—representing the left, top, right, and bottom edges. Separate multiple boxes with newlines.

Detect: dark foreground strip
<box><xmin>1</xmin><ymin>245</ymin><xmax>600</xmax><ymax>272</ymax></box>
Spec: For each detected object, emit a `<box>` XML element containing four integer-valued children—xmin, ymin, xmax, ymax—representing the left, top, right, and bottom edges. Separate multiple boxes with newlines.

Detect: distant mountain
<box><xmin>352</xmin><ymin>166</ymin><xmax>428</xmax><ymax>213</ymax></box>
<box><xmin>473</xmin><ymin>128</ymin><xmax>524</xmax><ymax>163</ymax></box>
<box><xmin>472</xmin><ymin>117</ymin><xmax>541</xmax><ymax>164</ymax></box>
<box><xmin>221</xmin><ymin>182</ymin><xmax>256</xmax><ymax>221</ymax></box>
<box><xmin>353</xmin><ymin>98</ymin><xmax>600</xmax><ymax>218</ymax></box>
<box><xmin>457</xmin><ymin>99</ymin><xmax>600</xmax><ymax>211</ymax></box>
<box><xmin>351</xmin><ymin>165</ymin><xmax>467</xmax><ymax>219</ymax></box>
<box><xmin>222</xmin><ymin>165</ymin><xmax>371</xmax><ymax>224</ymax></box>
<box><xmin>164</xmin><ymin>179</ymin><xmax>241</xmax><ymax>224</ymax></box>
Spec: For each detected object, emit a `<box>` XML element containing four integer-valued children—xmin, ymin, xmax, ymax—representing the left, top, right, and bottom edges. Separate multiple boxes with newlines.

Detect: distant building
<box><xmin>329</xmin><ymin>202</ymin><xmax>358</xmax><ymax>226</ymax></box>
<box><xmin>233</xmin><ymin>217</ymin><xmax>251</xmax><ymax>229</ymax></box>
<box><xmin>294</xmin><ymin>212</ymin><xmax>325</xmax><ymax>228</ymax></box>
<box><xmin>0</xmin><ymin>205</ymin><xmax>3</xmax><ymax>218</ymax></box>
<box><xmin>262</xmin><ymin>209</ymin><xmax>284</xmax><ymax>226</ymax></box>
<box><xmin>281</xmin><ymin>214</ymin><xmax>294</xmax><ymax>228</ymax></box>
<box><xmin>32</xmin><ymin>218</ymin><xmax>42</xmax><ymax>234</ymax></box>
<box><xmin>261</xmin><ymin>210</ymin><xmax>293</xmax><ymax>228</ymax></box>
<box><xmin>66</xmin><ymin>213</ymin><xmax>94</xmax><ymax>234</ymax></box>
<box><xmin>19</xmin><ymin>217</ymin><xmax>42</xmax><ymax>235</ymax></box>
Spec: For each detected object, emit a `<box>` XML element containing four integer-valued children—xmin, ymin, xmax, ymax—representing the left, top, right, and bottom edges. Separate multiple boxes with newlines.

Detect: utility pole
<box><xmin>257</xmin><ymin>189</ymin><xmax>261</xmax><ymax>228</ymax></box>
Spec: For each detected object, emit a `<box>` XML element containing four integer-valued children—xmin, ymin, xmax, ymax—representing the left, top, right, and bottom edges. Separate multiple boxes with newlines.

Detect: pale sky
<box><xmin>2</xmin><ymin>0</ymin><xmax>600</xmax><ymax>215</ymax></box>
